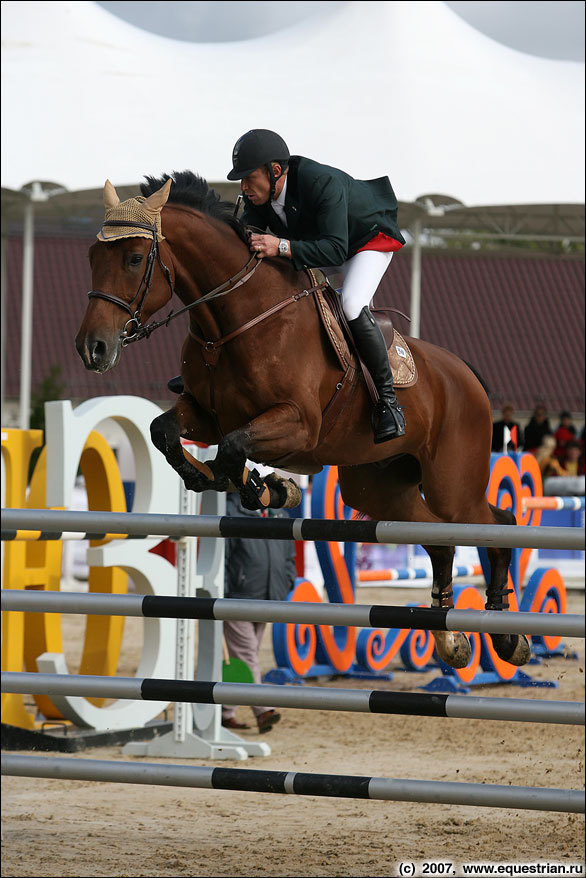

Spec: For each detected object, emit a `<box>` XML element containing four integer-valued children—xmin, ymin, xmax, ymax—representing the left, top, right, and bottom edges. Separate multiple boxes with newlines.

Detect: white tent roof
<box><xmin>1</xmin><ymin>0</ymin><xmax>584</xmax><ymax>204</ymax></box>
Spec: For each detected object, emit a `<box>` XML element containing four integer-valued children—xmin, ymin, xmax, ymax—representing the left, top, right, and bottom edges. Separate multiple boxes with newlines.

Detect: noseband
<box><xmin>87</xmin><ymin>219</ymin><xmax>263</xmax><ymax>346</ymax></box>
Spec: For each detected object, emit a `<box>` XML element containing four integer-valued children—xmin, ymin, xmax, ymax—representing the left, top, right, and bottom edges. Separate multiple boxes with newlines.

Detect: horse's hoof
<box><xmin>490</xmin><ymin>633</ymin><xmax>531</xmax><ymax>666</ymax></box>
<box><xmin>265</xmin><ymin>474</ymin><xmax>302</xmax><ymax>509</ymax></box>
<box><xmin>281</xmin><ymin>478</ymin><xmax>302</xmax><ymax>509</ymax></box>
<box><xmin>432</xmin><ymin>631</ymin><xmax>471</xmax><ymax>669</ymax></box>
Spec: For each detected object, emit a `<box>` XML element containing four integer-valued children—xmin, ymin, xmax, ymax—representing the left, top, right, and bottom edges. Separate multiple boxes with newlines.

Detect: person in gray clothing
<box><xmin>222</xmin><ymin>490</ymin><xmax>297</xmax><ymax>733</ymax></box>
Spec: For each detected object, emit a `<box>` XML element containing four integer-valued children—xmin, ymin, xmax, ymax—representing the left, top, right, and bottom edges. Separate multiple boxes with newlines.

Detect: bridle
<box><xmin>87</xmin><ymin>218</ymin><xmax>263</xmax><ymax>346</ymax></box>
<box><xmin>88</xmin><ymin>219</ymin><xmax>175</xmax><ymax>346</ymax></box>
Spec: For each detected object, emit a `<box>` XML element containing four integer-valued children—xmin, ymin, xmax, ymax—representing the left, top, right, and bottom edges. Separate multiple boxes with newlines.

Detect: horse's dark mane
<box><xmin>140</xmin><ymin>170</ymin><xmax>248</xmax><ymax>244</ymax></box>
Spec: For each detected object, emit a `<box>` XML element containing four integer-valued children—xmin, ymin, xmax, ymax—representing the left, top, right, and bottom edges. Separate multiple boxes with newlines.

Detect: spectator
<box><xmin>564</xmin><ymin>440</ymin><xmax>585</xmax><ymax>477</ymax></box>
<box><xmin>535</xmin><ymin>435</ymin><xmax>568</xmax><ymax>479</ymax></box>
<box><xmin>553</xmin><ymin>411</ymin><xmax>577</xmax><ymax>464</ymax></box>
<box><xmin>491</xmin><ymin>403</ymin><xmax>523</xmax><ymax>453</ymax></box>
<box><xmin>222</xmin><ymin>484</ymin><xmax>297</xmax><ymax>734</ymax></box>
<box><xmin>524</xmin><ymin>404</ymin><xmax>553</xmax><ymax>454</ymax></box>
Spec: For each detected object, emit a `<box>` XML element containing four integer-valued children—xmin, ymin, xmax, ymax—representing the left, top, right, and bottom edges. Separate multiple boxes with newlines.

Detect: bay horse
<box><xmin>75</xmin><ymin>171</ymin><xmax>530</xmax><ymax>671</ymax></box>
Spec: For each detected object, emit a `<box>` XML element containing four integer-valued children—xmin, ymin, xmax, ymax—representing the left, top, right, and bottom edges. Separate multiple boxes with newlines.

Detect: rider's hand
<box><xmin>249</xmin><ymin>233</ymin><xmax>282</xmax><ymax>258</ymax></box>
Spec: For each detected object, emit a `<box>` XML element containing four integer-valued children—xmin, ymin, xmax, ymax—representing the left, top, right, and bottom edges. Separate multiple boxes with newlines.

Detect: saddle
<box><xmin>303</xmin><ymin>269</ymin><xmax>417</xmax><ymax>443</ymax></box>
<box><xmin>306</xmin><ymin>269</ymin><xmax>418</xmax><ymax>389</ymax></box>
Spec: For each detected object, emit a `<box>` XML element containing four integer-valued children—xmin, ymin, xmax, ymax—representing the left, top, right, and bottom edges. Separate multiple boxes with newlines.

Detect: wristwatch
<box><xmin>278</xmin><ymin>238</ymin><xmax>289</xmax><ymax>257</ymax></box>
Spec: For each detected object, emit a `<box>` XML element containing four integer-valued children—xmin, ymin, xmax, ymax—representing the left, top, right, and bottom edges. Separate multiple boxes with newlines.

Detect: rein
<box><xmin>188</xmin><ymin>282</ymin><xmax>326</xmax><ymax>355</ymax></box>
<box><xmin>188</xmin><ymin>273</ymin><xmax>329</xmax><ymax>439</ymax></box>
<box><xmin>87</xmin><ymin>219</ymin><xmax>263</xmax><ymax>346</ymax></box>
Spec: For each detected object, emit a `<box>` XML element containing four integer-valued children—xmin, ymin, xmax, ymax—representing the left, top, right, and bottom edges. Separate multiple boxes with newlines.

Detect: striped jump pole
<box><xmin>522</xmin><ymin>496</ymin><xmax>585</xmax><ymax>511</ymax></box>
<box><xmin>3</xmin><ymin>671</ymin><xmax>583</xmax><ymax>726</ymax></box>
<box><xmin>0</xmin><ymin>530</ymin><xmax>174</xmax><ymax>542</ymax></box>
<box><xmin>2</xmin><ymin>589</ymin><xmax>584</xmax><ymax>638</ymax></box>
<box><xmin>2</xmin><ymin>508</ymin><xmax>584</xmax><ymax>550</ymax></box>
<box><xmin>6</xmin><ymin>506</ymin><xmax>582</xmax><ymax>533</ymax></box>
<box><xmin>2</xmin><ymin>755</ymin><xmax>582</xmax><ymax>813</ymax></box>
<box><xmin>358</xmin><ymin>564</ymin><xmax>483</xmax><ymax>583</ymax></box>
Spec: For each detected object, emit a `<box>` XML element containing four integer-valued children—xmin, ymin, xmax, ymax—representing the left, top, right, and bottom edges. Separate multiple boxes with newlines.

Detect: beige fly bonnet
<box><xmin>97</xmin><ymin>178</ymin><xmax>172</xmax><ymax>243</ymax></box>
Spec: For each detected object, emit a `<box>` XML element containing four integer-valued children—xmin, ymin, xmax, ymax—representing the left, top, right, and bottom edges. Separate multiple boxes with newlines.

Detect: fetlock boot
<box><xmin>347</xmin><ymin>306</ymin><xmax>406</xmax><ymax>443</ymax></box>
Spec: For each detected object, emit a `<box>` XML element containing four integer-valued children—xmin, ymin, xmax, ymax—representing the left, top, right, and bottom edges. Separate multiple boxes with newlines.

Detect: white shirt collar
<box><xmin>272</xmin><ymin>176</ymin><xmax>287</xmax><ymax>209</ymax></box>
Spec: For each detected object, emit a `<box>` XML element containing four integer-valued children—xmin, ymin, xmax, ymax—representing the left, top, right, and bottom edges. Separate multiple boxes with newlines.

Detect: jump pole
<box><xmin>522</xmin><ymin>496</ymin><xmax>585</xmax><ymax>511</ymax></box>
<box><xmin>3</xmin><ymin>671</ymin><xmax>583</xmax><ymax>726</ymax></box>
<box><xmin>2</xmin><ymin>755</ymin><xmax>582</xmax><ymax>813</ymax></box>
<box><xmin>358</xmin><ymin>564</ymin><xmax>483</xmax><ymax>583</ymax></box>
<box><xmin>2</xmin><ymin>508</ymin><xmax>584</xmax><ymax>550</ymax></box>
<box><xmin>6</xmin><ymin>502</ymin><xmax>581</xmax><ymax>535</ymax></box>
<box><xmin>2</xmin><ymin>589</ymin><xmax>583</xmax><ymax>638</ymax></box>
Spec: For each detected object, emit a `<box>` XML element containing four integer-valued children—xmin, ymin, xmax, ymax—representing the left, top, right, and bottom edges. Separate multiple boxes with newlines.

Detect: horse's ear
<box><xmin>144</xmin><ymin>177</ymin><xmax>172</xmax><ymax>212</ymax></box>
<box><xmin>104</xmin><ymin>179</ymin><xmax>120</xmax><ymax>210</ymax></box>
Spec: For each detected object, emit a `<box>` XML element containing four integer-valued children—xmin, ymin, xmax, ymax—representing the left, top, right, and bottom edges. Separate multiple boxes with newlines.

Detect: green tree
<box><xmin>30</xmin><ymin>365</ymin><xmax>65</xmax><ymax>431</ymax></box>
<box><xmin>28</xmin><ymin>365</ymin><xmax>65</xmax><ymax>480</ymax></box>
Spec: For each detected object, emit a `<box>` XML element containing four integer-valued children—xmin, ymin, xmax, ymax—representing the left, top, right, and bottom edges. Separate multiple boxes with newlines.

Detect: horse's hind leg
<box><xmin>484</xmin><ymin>504</ymin><xmax>531</xmax><ymax>666</ymax></box>
<box><xmin>423</xmin><ymin>543</ymin><xmax>472</xmax><ymax>668</ymax></box>
<box><xmin>423</xmin><ymin>463</ymin><xmax>531</xmax><ymax>667</ymax></box>
<box><xmin>338</xmin><ymin>461</ymin><xmax>472</xmax><ymax>669</ymax></box>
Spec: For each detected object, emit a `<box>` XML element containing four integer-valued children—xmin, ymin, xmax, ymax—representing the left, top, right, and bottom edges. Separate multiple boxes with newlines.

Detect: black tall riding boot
<box><xmin>347</xmin><ymin>306</ymin><xmax>405</xmax><ymax>443</ymax></box>
<box><xmin>167</xmin><ymin>375</ymin><xmax>184</xmax><ymax>394</ymax></box>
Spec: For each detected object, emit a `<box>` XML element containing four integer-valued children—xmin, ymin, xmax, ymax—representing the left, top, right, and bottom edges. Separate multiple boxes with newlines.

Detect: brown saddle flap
<box><xmin>387</xmin><ymin>328</ymin><xmax>417</xmax><ymax>388</ymax></box>
<box><xmin>309</xmin><ymin>270</ymin><xmax>417</xmax><ymax>388</ymax></box>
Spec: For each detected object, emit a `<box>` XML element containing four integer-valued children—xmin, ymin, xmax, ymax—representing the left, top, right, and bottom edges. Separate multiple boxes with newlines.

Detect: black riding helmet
<box><xmin>227</xmin><ymin>129</ymin><xmax>290</xmax><ymax>180</ymax></box>
<box><xmin>228</xmin><ymin>129</ymin><xmax>290</xmax><ymax>202</ymax></box>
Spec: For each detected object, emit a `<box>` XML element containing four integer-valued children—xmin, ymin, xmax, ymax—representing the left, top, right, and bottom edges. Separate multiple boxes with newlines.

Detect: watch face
<box><xmin>279</xmin><ymin>240</ymin><xmax>288</xmax><ymax>254</ymax></box>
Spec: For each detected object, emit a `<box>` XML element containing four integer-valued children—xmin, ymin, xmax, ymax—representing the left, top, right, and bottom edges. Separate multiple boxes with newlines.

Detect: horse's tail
<box><xmin>462</xmin><ymin>359</ymin><xmax>491</xmax><ymax>399</ymax></box>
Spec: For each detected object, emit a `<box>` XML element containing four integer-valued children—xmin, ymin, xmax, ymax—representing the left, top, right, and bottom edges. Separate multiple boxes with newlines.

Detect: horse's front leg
<box><xmin>150</xmin><ymin>394</ymin><xmax>230</xmax><ymax>494</ymax></box>
<box><xmin>211</xmin><ymin>402</ymin><xmax>314</xmax><ymax>511</ymax></box>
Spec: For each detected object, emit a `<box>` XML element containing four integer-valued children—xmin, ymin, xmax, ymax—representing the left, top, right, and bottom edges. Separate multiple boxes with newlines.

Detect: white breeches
<box><xmin>339</xmin><ymin>250</ymin><xmax>394</xmax><ymax>321</ymax></box>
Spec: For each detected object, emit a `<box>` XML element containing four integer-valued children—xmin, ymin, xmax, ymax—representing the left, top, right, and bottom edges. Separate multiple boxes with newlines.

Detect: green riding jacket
<box><xmin>241</xmin><ymin>155</ymin><xmax>405</xmax><ymax>270</ymax></box>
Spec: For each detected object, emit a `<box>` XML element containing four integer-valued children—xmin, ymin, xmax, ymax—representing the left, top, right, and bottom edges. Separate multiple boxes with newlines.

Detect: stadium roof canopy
<box><xmin>1</xmin><ymin>0</ymin><xmax>584</xmax><ymax>204</ymax></box>
<box><xmin>2</xmin><ymin>1</ymin><xmax>584</xmax><ymax>425</ymax></box>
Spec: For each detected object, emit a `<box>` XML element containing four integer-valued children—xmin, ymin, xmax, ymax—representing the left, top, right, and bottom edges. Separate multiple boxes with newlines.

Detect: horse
<box><xmin>75</xmin><ymin>170</ymin><xmax>531</xmax><ymax>671</ymax></box>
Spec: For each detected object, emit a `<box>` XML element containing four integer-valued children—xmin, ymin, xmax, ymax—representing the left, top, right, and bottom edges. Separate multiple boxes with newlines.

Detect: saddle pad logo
<box><xmin>395</xmin><ymin>345</ymin><xmax>407</xmax><ymax>359</ymax></box>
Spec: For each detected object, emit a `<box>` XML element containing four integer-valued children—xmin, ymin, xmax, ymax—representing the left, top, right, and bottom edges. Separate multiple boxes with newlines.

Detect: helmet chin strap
<box><xmin>264</xmin><ymin>162</ymin><xmax>283</xmax><ymax>204</ymax></box>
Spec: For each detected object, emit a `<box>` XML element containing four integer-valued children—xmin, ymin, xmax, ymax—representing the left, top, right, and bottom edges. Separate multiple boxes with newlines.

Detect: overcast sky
<box><xmin>96</xmin><ymin>1</ymin><xmax>585</xmax><ymax>60</ymax></box>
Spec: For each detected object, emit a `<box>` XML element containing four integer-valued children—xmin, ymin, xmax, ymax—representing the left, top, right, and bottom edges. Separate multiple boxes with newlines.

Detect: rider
<box><xmin>228</xmin><ymin>128</ymin><xmax>406</xmax><ymax>444</ymax></box>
